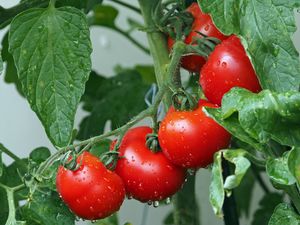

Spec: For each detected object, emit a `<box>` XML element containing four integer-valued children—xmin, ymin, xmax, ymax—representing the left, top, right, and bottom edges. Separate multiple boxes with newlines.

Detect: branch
<box><xmin>107</xmin><ymin>0</ymin><xmax>141</xmax><ymax>14</ymax></box>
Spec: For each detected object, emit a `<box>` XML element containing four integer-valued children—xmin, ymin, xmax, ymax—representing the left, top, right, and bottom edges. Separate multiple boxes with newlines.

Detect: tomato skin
<box><xmin>200</xmin><ymin>35</ymin><xmax>262</xmax><ymax>106</ymax></box>
<box><xmin>56</xmin><ymin>152</ymin><xmax>125</xmax><ymax>220</ymax></box>
<box><xmin>158</xmin><ymin>100</ymin><xmax>231</xmax><ymax>168</ymax></box>
<box><xmin>115</xmin><ymin>126</ymin><xmax>186</xmax><ymax>202</ymax></box>
<box><xmin>168</xmin><ymin>3</ymin><xmax>228</xmax><ymax>72</ymax></box>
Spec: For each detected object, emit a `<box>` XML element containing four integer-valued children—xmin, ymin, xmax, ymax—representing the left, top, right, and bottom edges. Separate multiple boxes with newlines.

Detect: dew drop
<box><xmin>204</xmin><ymin>25</ymin><xmax>210</xmax><ymax>31</ymax></box>
<box><xmin>221</xmin><ymin>62</ymin><xmax>227</xmax><ymax>68</ymax></box>
<box><xmin>153</xmin><ymin>201</ymin><xmax>160</xmax><ymax>208</ymax></box>
<box><xmin>147</xmin><ymin>200</ymin><xmax>153</xmax><ymax>205</ymax></box>
<box><xmin>89</xmin><ymin>206</ymin><xmax>95</xmax><ymax>212</ymax></box>
<box><xmin>165</xmin><ymin>197</ymin><xmax>171</xmax><ymax>204</ymax></box>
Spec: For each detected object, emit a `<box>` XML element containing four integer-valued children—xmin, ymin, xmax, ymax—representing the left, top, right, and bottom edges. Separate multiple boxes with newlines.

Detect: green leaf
<box><xmin>251</xmin><ymin>193</ymin><xmax>283</xmax><ymax>225</ymax></box>
<box><xmin>9</xmin><ymin>6</ymin><xmax>92</xmax><ymax>147</ymax></box>
<box><xmin>268</xmin><ymin>203</ymin><xmax>300</xmax><ymax>225</ymax></box>
<box><xmin>210</xmin><ymin>149</ymin><xmax>252</xmax><ymax>217</ymax></box>
<box><xmin>1</xmin><ymin>32</ymin><xmax>24</xmax><ymax>96</ymax></box>
<box><xmin>78</xmin><ymin>70</ymin><xmax>149</xmax><ymax>139</ymax></box>
<box><xmin>173</xmin><ymin>175</ymin><xmax>200</xmax><ymax>225</ymax></box>
<box><xmin>209</xmin><ymin>151</ymin><xmax>224</xmax><ymax>217</ymax></box>
<box><xmin>88</xmin><ymin>4</ymin><xmax>118</xmax><ymax>28</ymax></box>
<box><xmin>29</xmin><ymin>147</ymin><xmax>51</xmax><ymax>164</ymax></box>
<box><xmin>267</xmin><ymin>152</ymin><xmax>296</xmax><ymax>186</ymax></box>
<box><xmin>206</xmin><ymin>88</ymin><xmax>300</xmax><ymax>148</ymax></box>
<box><xmin>203</xmin><ymin>107</ymin><xmax>264</xmax><ymax>152</ymax></box>
<box><xmin>89</xmin><ymin>139</ymin><xmax>112</xmax><ymax>157</ymax></box>
<box><xmin>93</xmin><ymin>214</ymin><xmax>118</xmax><ymax>225</ymax></box>
<box><xmin>199</xmin><ymin>0</ymin><xmax>300</xmax><ymax>92</ymax></box>
<box><xmin>19</xmin><ymin>189</ymin><xmax>75</xmax><ymax>225</ymax></box>
<box><xmin>134</xmin><ymin>65</ymin><xmax>156</xmax><ymax>84</ymax></box>
<box><xmin>163</xmin><ymin>212</ymin><xmax>174</xmax><ymax>225</ymax></box>
<box><xmin>223</xmin><ymin>150</ymin><xmax>251</xmax><ymax>190</ymax></box>
<box><xmin>288</xmin><ymin>148</ymin><xmax>300</xmax><ymax>186</ymax></box>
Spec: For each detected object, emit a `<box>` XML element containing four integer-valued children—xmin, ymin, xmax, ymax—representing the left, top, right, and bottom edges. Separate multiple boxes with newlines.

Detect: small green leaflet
<box><xmin>266</xmin><ymin>152</ymin><xmax>296</xmax><ymax>186</ymax></box>
<box><xmin>199</xmin><ymin>0</ymin><xmax>300</xmax><ymax>92</ymax></box>
<box><xmin>209</xmin><ymin>149</ymin><xmax>251</xmax><ymax>217</ymax></box>
<box><xmin>205</xmin><ymin>88</ymin><xmax>300</xmax><ymax>148</ymax></box>
<box><xmin>268</xmin><ymin>203</ymin><xmax>300</xmax><ymax>225</ymax></box>
<box><xmin>288</xmin><ymin>148</ymin><xmax>300</xmax><ymax>186</ymax></box>
<box><xmin>9</xmin><ymin>5</ymin><xmax>92</xmax><ymax>147</ymax></box>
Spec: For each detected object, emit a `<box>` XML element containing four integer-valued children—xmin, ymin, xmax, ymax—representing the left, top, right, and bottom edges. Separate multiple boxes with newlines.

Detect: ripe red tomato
<box><xmin>200</xmin><ymin>35</ymin><xmax>262</xmax><ymax>106</ymax></box>
<box><xmin>56</xmin><ymin>152</ymin><xmax>125</xmax><ymax>220</ymax></box>
<box><xmin>168</xmin><ymin>3</ymin><xmax>228</xmax><ymax>72</ymax></box>
<box><xmin>158</xmin><ymin>100</ymin><xmax>231</xmax><ymax>168</ymax></box>
<box><xmin>114</xmin><ymin>126</ymin><xmax>186</xmax><ymax>202</ymax></box>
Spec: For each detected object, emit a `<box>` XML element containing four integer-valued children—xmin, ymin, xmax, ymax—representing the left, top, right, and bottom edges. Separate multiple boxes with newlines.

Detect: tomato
<box><xmin>200</xmin><ymin>35</ymin><xmax>262</xmax><ymax>106</ymax></box>
<box><xmin>56</xmin><ymin>152</ymin><xmax>125</xmax><ymax>220</ymax></box>
<box><xmin>158</xmin><ymin>100</ymin><xmax>231</xmax><ymax>168</ymax></box>
<box><xmin>168</xmin><ymin>3</ymin><xmax>228</xmax><ymax>72</ymax></box>
<box><xmin>114</xmin><ymin>126</ymin><xmax>186</xmax><ymax>202</ymax></box>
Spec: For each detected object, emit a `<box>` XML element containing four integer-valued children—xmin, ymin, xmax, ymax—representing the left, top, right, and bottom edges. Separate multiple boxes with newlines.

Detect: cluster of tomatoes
<box><xmin>56</xmin><ymin>3</ymin><xmax>261</xmax><ymax>221</ymax></box>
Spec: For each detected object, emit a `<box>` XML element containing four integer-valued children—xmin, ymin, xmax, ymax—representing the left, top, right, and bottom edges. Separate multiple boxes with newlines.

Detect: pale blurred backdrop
<box><xmin>0</xmin><ymin>1</ymin><xmax>300</xmax><ymax>225</ymax></box>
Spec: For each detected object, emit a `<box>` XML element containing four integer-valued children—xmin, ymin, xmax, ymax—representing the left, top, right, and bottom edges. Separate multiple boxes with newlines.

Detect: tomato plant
<box><xmin>0</xmin><ymin>0</ymin><xmax>300</xmax><ymax>225</ymax></box>
<box><xmin>168</xmin><ymin>2</ymin><xmax>228</xmax><ymax>72</ymax></box>
<box><xmin>115</xmin><ymin>126</ymin><xmax>186</xmax><ymax>202</ymax></box>
<box><xmin>200</xmin><ymin>35</ymin><xmax>262</xmax><ymax>105</ymax></box>
<box><xmin>56</xmin><ymin>152</ymin><xmax>125</xmax><ymax>220</ymax></box>
<box><xmin>158</xmin><ymin>100</ymin><xmax>231</xmax><ymax>168</ymax></box>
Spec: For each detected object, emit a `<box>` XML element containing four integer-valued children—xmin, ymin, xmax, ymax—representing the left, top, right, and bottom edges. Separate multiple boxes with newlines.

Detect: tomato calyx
<box><xmin>60</xmin><ymin>150</ymin><xmax>82</xmax><ymax>171</ymax></box>
<box><xmin>183</xmin><ymin>33</ymin><xmax>221</xmax><ymax>61</ymax></box>
<box><xmin>155</xmin><ymin>3</ymin><xmax>194</xmax><ymax>40</ymax></box>
<box><xmin>171</xmin><ymin>88</ymin><xmax>198</xmax><ymax>111</ymax></box>
<box><xmin>100</xmin><ymin>150</ymin><xmax>120</xmax><ymax>170</ymax></box>
<box><xmin>145</xmin><ymin>133</ymin><xmax>160</xmax><ymax>152</ymax></box>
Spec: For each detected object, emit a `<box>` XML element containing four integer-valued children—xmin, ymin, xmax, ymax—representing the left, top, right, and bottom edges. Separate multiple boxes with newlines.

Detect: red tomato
<box><xmin>168</xmin><ymin>3</ymin><xmax>228</xmax><ymax>72</ymax></box>
<box><xmin>200</xmin><ymin>35</ymin><xmax>262</xmax><ymax>105</ymax></box>
<box><xmin>158</xmin><ymin>100</ymin><xmax>231</xmax><ymax>168</ymax></box>
<box><xmin>115</xmin><ymin>126</ymin><xmax>186</xmax><ymax>202</ymax></box>
<box><xmin>56</xmin><ymin>152</ymin><xmax>125</xmax><ymax>220</ymax></box>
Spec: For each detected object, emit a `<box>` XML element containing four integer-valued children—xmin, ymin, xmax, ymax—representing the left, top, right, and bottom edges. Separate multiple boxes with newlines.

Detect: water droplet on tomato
<box><xmin>165</xmin><ymin>197</ymin><xmax>171</xmax><ymax>204</ymax></box>
<box><xmin>89</xmin><ymin>206</ymin><xmax>95</xmax><ymax>212</ymax></box>
<box><xmin>153</xmin><ymin>201</ymin><xmax>160</xmax><ymax>208</ymax></box>
<box><xmin>204</xmin><ymin>25</ymin><xmax>210</xmax><ymax>31</ymax></box>
<box><xmin>221</xmin><ymin>62</ymin><xmax>227</xmax><ymax>68</ymax></box>
<box><xmin>217</xmin><ymin>60</ymin><xmax>221</xmax><ymax>65</ymax></box>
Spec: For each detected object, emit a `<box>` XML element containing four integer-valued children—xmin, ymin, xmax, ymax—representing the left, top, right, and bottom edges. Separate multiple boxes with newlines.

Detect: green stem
<box><xmin>49</xmin><ymin>0</ymin><xmax>56</xmax><ymax>8</ymax></box>
<box><xmin>286</xmin><ymin>185</ymin><xmax>300</xmax><ymax>214</ymax></box>
<box><xmin>0</xmin><ymin>183</ymin><xmax>25</xmax><ymax>225</ymax></box>
<box><xmin>0</xmin><ymin>143</ymin><xmax>27</xmax><ymax>169</ymax></box>
<box><xmin>138</xmin><ymin>0</ymin><xmax>170</xmax><ymax>91</ymax></box>
<box><xmin>114</xmin><ymin>27</ymin><xmax>150</xmax><ymax>54</ymax></box>
<box><xmin>107</xmin><ymin>0</ymin><xmax>141</xmax><ymax>14</ymax></box>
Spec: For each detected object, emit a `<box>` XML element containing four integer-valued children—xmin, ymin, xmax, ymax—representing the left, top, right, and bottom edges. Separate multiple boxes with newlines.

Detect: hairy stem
<box><xmin>0</xmin><ymin>143</ymin><xmax>27</xmax><ymax>169</ymax></box>
<box><xmin>114</xmin><ymin>27</ymin><xmax>150</xmax><ymax>54</ymax></box>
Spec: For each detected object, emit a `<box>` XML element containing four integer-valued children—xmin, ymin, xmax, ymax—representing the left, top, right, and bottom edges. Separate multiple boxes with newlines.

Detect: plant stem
<box><xmin>0</xmin><ymin>143</ymin><xmax>27</xmax><ymax>169</ymax></box>
<box><xmin>222</xmin><ymin>160</ymin><xmax>240</xmax><ymax>225</ymax></box>
<box><xmin>114</xmin><ymin>27</ymin><xmax>150</xmax><ymax>54</ymax></box>
<box><xmin>286</xmin><ymin>185</ymin><xmax>300</xmax><ymax>214</ymax></box>
<box><xmin>0</xmin><ymin>183</ymin><xmax>25</xmax><ymax>225</ymax></box>
<box><xmin>108</xmin><ymin>0</ymin><xmax>141</xmax><ymax>14</ymax></box>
